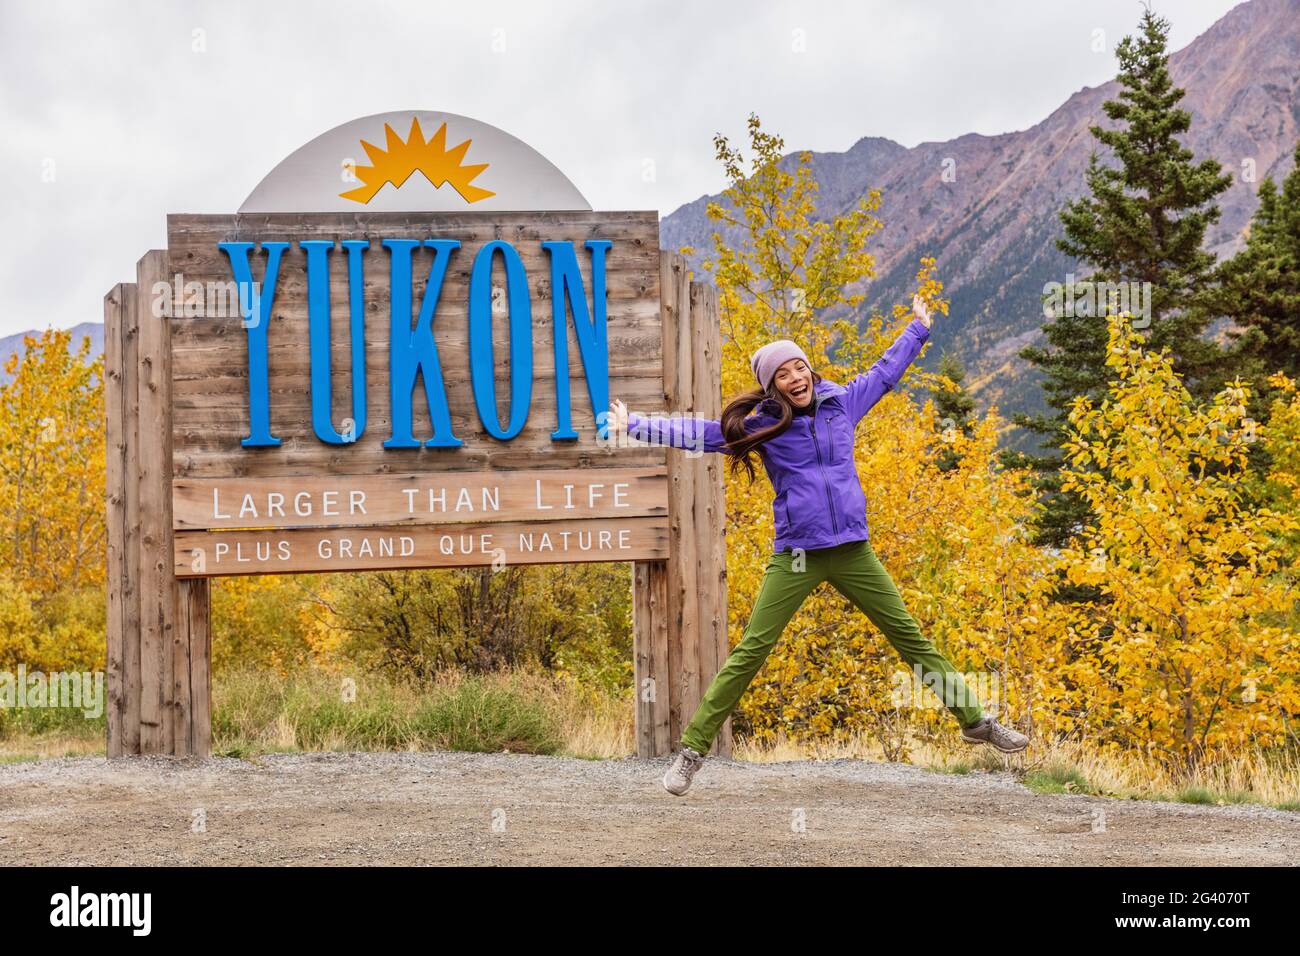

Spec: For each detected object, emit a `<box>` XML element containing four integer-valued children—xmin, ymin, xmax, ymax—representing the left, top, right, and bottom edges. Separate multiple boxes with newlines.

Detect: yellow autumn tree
<box><xmin>0</xmin><ymin>328</ymin><xmax>107</xmax><ymax>672</ymax></box>
<box><xmin>895</xmin><ymin>394</ymin><xmax>1087</xmax><ymax>747</ymax></box>
<box><xmin>1058</xmin><ymin>312</ymin><xmax>1300</xmax><ymax>772</ymax></box>
<box><xmin>1249</xmin><ymin>372</ymin><xmax>1300</xmax><ymax>569</ymax></box>
<box><xmin>210</xmin><ymin>575</ymin><xmax>321</xmax><ymax>676</ymax></box>
<box><xmin>0</xmin><ymin>328</ymin><xmax>105</xmax><ymax>592</ymax></box>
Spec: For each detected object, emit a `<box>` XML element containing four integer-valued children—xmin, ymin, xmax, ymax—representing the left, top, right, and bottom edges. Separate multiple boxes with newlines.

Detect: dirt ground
<box><xmin>1</xmin><ymin>750</ymin><xmax>1296</xmax><ymax>865</ymax></box>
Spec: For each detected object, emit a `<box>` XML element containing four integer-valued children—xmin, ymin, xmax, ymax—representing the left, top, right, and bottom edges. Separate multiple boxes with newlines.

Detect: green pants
<box><xmin>680</xmin><ymin>539</ymin><xmax>984</xmax><ymax>754</ymax></box>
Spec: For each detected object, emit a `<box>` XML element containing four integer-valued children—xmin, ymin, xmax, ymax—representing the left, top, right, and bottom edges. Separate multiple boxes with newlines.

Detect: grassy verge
<box><xmin>212</xmin><ymin>664</ymin><xmax>633</xmax><ymax>758</ymax></box>
<box><xmin>735</xmin><ymin>727</ymin><xmax>1300</xmax><ymax>811</ymax></box>
<box><xmin>0</xmin><ymin>704</ymin><xmax>105</xmax><ymax>762</ymax></box>
<box><xmin>4</xmin><ymin>669</ymin><xmax>1297</xmax><ymax>812</ymax></box>
<box><xmin>1</xmin><ymin>664</ymin><xmax>633</xmax><ymax>762</ymax></box>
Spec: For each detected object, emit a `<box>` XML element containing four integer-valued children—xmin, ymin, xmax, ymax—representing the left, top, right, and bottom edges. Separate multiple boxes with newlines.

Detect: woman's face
<box><xmin>772</xmin><ymin>357</ymin><xmax>814</xmax><ymax>407</ymax></box>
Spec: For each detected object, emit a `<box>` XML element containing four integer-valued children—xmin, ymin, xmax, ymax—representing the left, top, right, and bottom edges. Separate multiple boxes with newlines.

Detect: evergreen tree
<box><xmin>1009</xmin><ymin>4</ymin><xmax>1234</xmax><ymax>552</ymax></box>
<box><xmin>1211</xmin><ymin>140</ymin><xmax>1300</xmax><ymax>420</ymax></box>
<box><xmin>933</xmin><ymin>352</ymin><xmax>975</xmax><ymax>473</ymax></box>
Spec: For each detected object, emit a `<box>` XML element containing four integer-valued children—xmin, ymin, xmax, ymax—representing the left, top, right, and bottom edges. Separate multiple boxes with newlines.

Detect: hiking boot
<box><xmin>961</xmin><ymin>716</ymin><xmax>1029</xmax><ymax>753</ymax></box>
<box><xmin>662</xmin><ymin>745</ymin><xmax>707</xmax><ymax>796</ymax></box>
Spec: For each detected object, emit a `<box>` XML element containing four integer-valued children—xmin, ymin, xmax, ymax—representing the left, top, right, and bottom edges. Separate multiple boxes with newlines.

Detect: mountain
<box><xmin>0</xmin><ymin>322</ymin><xmax>103</xmax><ymax>385</ymax></box>
<box><xmin>661</xmin><ymin>0</ymin><xmax>1300</xmax><ymax>450</ymax></box>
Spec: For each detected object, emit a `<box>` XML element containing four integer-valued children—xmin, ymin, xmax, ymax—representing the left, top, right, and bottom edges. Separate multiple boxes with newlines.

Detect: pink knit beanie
<box><xmin>750</xmin><ymin>339</ymin><xmax>811</xmax><ymax>391</ymax></box>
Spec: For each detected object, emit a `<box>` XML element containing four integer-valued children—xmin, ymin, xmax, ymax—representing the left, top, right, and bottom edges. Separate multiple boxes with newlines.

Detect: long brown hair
<box><xmin>716</xmin><ymin>370</ymin><xmax>825</xmax><ymax>482</ymax></box>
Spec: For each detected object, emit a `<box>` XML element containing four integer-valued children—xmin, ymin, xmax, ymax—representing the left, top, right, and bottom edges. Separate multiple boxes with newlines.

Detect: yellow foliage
<box><xmin>0</xmin><ymin>572</ymin><xmax>105</xmax><ymax>672</ymax></box>
<box><xmin>1251</xmin><ymin>372</ymin><xmax>1300</xmax><ymax>561</ymax></box>
<box><xmin>0</xmin><ymin>328</ymin><xmax>105</xmax><ymax>594</ymax></box>
<box><xmin>1058</xmin><ymin>313</ymin><xmax>1300</xmax><ymax>771</ymax></box>
<box><xmin>211</xmin><ymin>575</ymin><xmax>319</xmax><ymax>676</ymax></box>
<box><xmin>0</xmin><ymin>329</ymin><xmax>108</xmax><ymax>676</ymax></box>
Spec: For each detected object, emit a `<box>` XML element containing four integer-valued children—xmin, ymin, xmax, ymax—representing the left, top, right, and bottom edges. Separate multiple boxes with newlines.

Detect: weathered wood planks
<box><xmin>136</xmin><ymin>251</ymin><xmax>175</xmax><ymax>754</ymax></box>
<box><xmin>104</xmin><ymin>283</ymin><xmax>140</xmax><ymax>757</ymax></box>
<box><xmin>632</xmin><ymin>253</ymin><xmax>730</xmax><ymax>759</ymax></box>
<box><xmin>175</xmin><ymin>517</ymin><xmax>669</xmax><ymax>577</ymax></box>
<box><xmin>172</xmin><ymin>467</ymin><xmax>668</xmax><ymax>531</ymax></box>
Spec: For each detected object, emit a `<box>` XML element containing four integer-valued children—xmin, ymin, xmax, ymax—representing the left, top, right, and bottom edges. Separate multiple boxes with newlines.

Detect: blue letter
<box><xmin>468</xmin><ymin>241</ymin><xmax>533</xmax><ymax>440</ymax></box>
<box><xmin>301</xmin><ymin>240</ymin><xmax>368</xmax><ymax>444</ymax></box>
<box><xmin>542</xmin><ymin>240</ymin><xmax>611</xmax><ymax>440</ymax></box>
<box><xmin>384</xmin><ymin>238</ymin><xmax>462</xmax><ymax>448</ymax></box>
<box><xmin>218</xmin><ymin>240</ymin><xmax>288</xmax><ymax>447</ymax></box>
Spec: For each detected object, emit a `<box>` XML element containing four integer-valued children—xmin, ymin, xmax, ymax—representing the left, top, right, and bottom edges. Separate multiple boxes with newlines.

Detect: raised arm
<box><xmin>625</xmin><ymin>409</ymin><xmax>730</xmax><ymax>454</ymax></box>
<box><xmin>844</xmin><ymin>300</ymin><xmax>932</xmax><ymax>422</ymax></box>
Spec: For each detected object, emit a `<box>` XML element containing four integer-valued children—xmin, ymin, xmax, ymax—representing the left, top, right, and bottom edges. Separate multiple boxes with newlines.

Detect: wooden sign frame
<box><xmin>104</xmin><ymin>215</ymin><xmax>728</xmax><ymax>760</ymax></box>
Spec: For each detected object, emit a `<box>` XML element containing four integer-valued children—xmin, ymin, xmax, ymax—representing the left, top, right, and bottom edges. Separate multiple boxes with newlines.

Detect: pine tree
<box><xmin>933</xmin><ymin>352</ymin><xmax>975</xmax><ymax>473</ymax></box>
<box><xmin>1010</xmin><ymin>4</ymin><xmax>1234</xmax><ymax>552</ymax></box>
<box><xmin>1211</xmin><ymin>140</ymin><xmax>1300</xmax><ymax>420</ymax></box>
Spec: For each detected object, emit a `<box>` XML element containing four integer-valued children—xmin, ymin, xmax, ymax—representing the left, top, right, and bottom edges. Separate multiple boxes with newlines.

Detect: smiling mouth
<box><xmin>790</xmin><ymin>383</ymin><xmax>810</xmax><ymax>401</ymax></box>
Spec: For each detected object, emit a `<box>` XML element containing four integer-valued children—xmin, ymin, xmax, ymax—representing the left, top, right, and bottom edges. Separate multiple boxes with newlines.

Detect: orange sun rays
<box><xmin>339</xmin><ymin>117</ymin><xmax>495</xmax><ymax>205</ymax></box>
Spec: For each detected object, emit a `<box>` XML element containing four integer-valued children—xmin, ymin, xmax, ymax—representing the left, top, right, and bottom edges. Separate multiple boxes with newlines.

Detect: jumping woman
<box><xmin>609</xmin><ymin>295</ymin><xmax>1029</xmax><ymax>797</ymax></box>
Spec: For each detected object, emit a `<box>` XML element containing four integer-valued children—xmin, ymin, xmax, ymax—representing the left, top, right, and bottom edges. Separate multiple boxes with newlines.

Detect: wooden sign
<box><xmin>162</xmin><ymin>210</ymin><xmax>668</xmax><ymax>573</ymax></box>
<box><xmin>104</xmin><ymin>111</ymin><xmax>728</xmax><ymax>761</ymax></box>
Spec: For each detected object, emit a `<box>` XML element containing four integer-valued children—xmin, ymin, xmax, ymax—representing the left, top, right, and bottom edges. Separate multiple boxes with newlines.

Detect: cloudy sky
<box><xmin>0</xmin><ymin>0</ymin><xmax>1243</xmax><ymax>337</ymax></box>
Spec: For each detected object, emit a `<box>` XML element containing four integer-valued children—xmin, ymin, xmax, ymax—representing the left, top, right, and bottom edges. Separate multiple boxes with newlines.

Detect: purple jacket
<box><xmin>626</xmin><ymin>317</ymin><xmax>930</xmax><ymax>554</ymax></box>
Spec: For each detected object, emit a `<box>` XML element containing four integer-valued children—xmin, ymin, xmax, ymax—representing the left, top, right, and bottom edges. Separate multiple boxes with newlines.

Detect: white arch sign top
<box><xmin>238</xmin><ymin>110</ymin><xmax>592</xmax><ymax>213</ymax></box>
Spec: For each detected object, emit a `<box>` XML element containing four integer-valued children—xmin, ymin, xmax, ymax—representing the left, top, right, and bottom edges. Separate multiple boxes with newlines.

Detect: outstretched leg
<box><xmin>826</xmin><ymin>540</ymin><xmax>984</xmax><ymax>729</ymax></box>
<box><xmin>680</xmin><ymin>547</ymin><xmax>827</xmax><ymax>754</ymax></box>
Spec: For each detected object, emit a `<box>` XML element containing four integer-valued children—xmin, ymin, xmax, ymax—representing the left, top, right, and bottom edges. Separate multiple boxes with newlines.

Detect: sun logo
<box><xmin>339</xmin><ymin>116</ymin><xmax>495</xmax><ymax>205</ymax></box>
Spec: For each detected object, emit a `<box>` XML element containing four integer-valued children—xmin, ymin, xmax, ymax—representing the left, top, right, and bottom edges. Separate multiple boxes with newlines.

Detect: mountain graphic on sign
<box><xmin>339</xmin><ymin>116</ymin><xmax>495</xmax><ymax>205</ymax></box>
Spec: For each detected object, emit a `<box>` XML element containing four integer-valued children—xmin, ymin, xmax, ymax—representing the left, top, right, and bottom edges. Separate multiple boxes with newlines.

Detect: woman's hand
<box><xmin>609</xmin><ymin>398</ymin><xmax>630</xmax><ymax>432</ymax></box>
<box><xmin>912</xmin><ymin>293</ymin><xmax>932</xmax><ymax>329</ymax></box>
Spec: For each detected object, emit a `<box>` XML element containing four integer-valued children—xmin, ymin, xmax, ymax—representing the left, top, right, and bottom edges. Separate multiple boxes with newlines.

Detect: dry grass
<box><xmin>4</xmin><ymin>669</ymin><xmax>1296</xmax><ymax>810</ymax></box>
<box><xmin>734</xmin><ymin>725</ymin><xmax>1300</xmax><ymax>808</ymax></box>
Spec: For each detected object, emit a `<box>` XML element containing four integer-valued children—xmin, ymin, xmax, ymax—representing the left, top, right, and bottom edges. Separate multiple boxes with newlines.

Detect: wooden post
<box><xmin>662</xmin><ymin>253</ymin><xmax>699</xmax><ymax>746</ymax></box>
<box><xmin>104</xmin><ymin>283</ymin><xmax>140</xmax><ymax>757</ymax></box>
<box><xmin>690</xmin><ymin>279</ymin><xmax>731</xmax><ymax>757</ymax></box>
<box><xmin>633</xmin><ymin>560</ymin><xmax>672</xmax><ymax>756</ymax></box>
<box><xmin>175</xmin><ymin>577</ymin><xmax>211</xmax><ymax>756</ymax></box>
<box><xmin>134</xmin><ymin>251</ymin><xmax>174</xmax><ymax>754</ymax></box>
<box><xmin>106</xmin><ymin>257</ymin><xmax>215</xmax><ymax>758</ymax></box>
<box><xmin>633</xmin><ymin>252</ymin><xmax>729</xmax><ymax>758</ymax></box>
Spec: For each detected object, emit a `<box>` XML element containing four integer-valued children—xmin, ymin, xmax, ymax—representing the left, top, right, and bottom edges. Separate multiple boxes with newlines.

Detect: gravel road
<box><xmin>2</xmin><ymin>751</ymin><xmax>1296</xmax><ymax>865</ymax></box>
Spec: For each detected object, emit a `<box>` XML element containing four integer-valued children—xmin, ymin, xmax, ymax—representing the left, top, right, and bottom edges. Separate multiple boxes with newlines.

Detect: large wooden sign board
<box><xmin>103</xmin><ymin>111</ymin><xmax>728</xmax><ymax>760</ymax></box>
